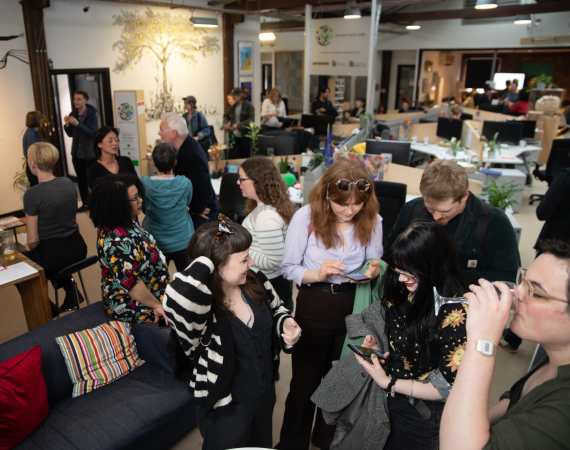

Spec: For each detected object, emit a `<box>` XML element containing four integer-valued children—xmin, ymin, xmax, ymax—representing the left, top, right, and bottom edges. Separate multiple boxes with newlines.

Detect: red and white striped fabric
<box><xmin>55</xmin><ymin>321</ymin><xmax>144</xmax><ymax>397</ymax></box>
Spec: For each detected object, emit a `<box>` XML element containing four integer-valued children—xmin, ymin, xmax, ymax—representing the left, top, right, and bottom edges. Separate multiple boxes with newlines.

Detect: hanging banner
<box><xmin>310</xmin><ymin>17</ymin><xmax>371</xmax><ymax>77</ymax></box>
<box><xmin>114</xmin><ymin>90</ymin><xmax>143</xmax><ymax>176</ymax></box>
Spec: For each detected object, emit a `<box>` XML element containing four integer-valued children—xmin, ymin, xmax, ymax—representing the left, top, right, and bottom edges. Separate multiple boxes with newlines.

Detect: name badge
<box><xmin>467</xmin><ymin>260</ymin><xmax>478</xmax><ymax>268</ymax></box>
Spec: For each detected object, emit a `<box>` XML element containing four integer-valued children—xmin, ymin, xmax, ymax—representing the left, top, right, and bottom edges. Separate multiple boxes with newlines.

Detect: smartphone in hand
<box><xmin>345</xmin><ymin>273</ymin><xmax>371</xmax><ymax>282</ymax></box>
<box><xmin>347</xmin><ymin>344</ymin><xmax>386</xmax><ymax>362</ymax></box>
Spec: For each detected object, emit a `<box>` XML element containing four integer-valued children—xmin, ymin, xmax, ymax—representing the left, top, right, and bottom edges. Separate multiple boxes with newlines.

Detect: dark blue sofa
<box><xmin>0</xmin><ymin>302</ymin><xmax>196</xmax><ymax>450</ymax></box>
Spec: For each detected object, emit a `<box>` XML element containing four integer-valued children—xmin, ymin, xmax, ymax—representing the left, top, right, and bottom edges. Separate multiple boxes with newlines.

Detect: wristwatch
<box><xmin>476</xmin><ymin>340</ymin><xmax>496</xmax><ymax>357</ymax></box>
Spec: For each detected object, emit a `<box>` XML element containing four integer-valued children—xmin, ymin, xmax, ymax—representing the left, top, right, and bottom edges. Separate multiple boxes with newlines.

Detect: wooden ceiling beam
<box><xmin>230</xmin><ymin>0</ymin><xmax>348</xmax><ymax>12</ymax></box>
<box><xmin>380</xmin><ymin>3</ymin><xmax>570</xmax><ymax>23</ymax></box>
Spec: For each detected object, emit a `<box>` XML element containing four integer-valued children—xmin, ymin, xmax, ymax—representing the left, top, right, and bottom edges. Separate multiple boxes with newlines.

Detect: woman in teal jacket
<box><xmin>141</xmin><ymin>143</ymin><xmax>194</xmax><ymax>271</ymax></box>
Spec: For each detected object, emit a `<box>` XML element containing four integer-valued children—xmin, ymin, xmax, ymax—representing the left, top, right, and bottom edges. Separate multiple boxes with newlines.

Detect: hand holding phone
<box><xmin>345</xmin><ymin>273</ymin><xmax>371</xmax><ymax>283</ymax></box>
<box><xmin>347</xmin><ymin>344</ymin><xmax>386</xmax><ymax>363</ymax></box>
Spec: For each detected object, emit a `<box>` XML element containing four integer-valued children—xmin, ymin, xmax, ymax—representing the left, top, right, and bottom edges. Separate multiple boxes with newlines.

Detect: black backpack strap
<box><xmin>476</xmin><ymin>201</ymin><xmax>493</xmax><ymax>253</ymax></box>
<box><xmin>410</xmin><ymin>198</ymin><xmax>426</xmax><ymax>220</ymax></box>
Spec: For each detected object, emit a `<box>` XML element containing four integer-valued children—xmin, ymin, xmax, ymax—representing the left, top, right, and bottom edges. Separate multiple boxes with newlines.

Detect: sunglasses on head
<box><xmin>214</xmin><ymin>213</ymin><xmax>234</xmax><ymax>246</ymax></box>
<box><xmin>327</xmin><ymin>179</ymin><xmax>370</xmax><ymax>200</ymax></box>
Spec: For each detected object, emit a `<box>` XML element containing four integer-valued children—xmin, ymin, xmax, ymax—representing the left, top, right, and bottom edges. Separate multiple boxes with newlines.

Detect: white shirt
<box><xmin>261</xmin><ymin>99</ymin><xmax>287</xmax><ymax>128</ymax></box>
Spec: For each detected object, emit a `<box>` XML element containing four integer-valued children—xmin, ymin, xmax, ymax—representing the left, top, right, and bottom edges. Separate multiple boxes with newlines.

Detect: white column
<box><xmin>303</xmin><ymin>4</ymin><xmax>312</xmax><ymax>114</ymax></box>
<box><xmin>366</xmin><ymin>0</ymin><xmax>381</xmax><ymax>114</ymax></box>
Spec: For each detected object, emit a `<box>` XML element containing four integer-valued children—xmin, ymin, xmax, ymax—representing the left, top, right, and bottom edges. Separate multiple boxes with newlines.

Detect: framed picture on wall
<box><xmin>240</xmin><ymin>77</ymin><xmax>253</xmax><ymax>102</ymax></box>
<box><xmin>238</xmin><ymin>41</ymin><xmax>253</xmax><ymax>75</ymax></box>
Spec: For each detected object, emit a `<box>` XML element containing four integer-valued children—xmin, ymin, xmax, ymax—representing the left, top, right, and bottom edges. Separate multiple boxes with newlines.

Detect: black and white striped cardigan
<box><xmin>163</xmin><ymin>256</ymin><xmax>295</xmax><ymax>419</ymax></box>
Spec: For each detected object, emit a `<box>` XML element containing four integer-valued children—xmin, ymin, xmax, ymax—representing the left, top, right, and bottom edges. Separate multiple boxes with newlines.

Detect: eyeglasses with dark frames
<box><xmin>128</xmin><ymin>195</ymin><xmax>142</xmax><ymax>204</ymax></box>
<box><xmin>237</xmin><ymin>177</ymin><xmax>251</xmax><ymax>184</ymax></box>
<box><xmin>388</xmin><ymin>265</ymin><xmax>417</xmax><ymax>283</ymax></box>
<box><xmin>214</xmin><ymin>213</ymin><xmax>234</xmax><ymax>246</ymax></box>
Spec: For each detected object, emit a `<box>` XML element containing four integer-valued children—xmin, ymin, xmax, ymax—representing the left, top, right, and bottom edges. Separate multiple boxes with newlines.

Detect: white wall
<box><xmin>387</xmin><ymin>50</ymin><xmax>418</xmax><ymax>111</ymax></box>
<box><xmin>0</xmin><ymin>0</ymin><xmax>35</xmax><ymax>215</ymax></box>
<box><xmin>43</xmin><ymin>0</ymin><xmax>225</xmax><ymax>149</ymax></box>
<box><xmin>234</xmin><ymin>15</ymin><xmax>261</xmax><ymax>124</ymax></box>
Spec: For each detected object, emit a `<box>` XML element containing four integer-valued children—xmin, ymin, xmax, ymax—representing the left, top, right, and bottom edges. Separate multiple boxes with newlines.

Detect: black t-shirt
<box><xmin>312</xmin><ymin>98</ymin><xmax>338</xmax><ymax>117</ymax></box>
<box><xmin>23</xmin><ymin>177</ymin><xmax>79</xmax><ymax>240</ymax></box>
<box><xmin>88</xmin><ymin>156</ymin><xmax>137</xmax><ymax>189</ymax></box>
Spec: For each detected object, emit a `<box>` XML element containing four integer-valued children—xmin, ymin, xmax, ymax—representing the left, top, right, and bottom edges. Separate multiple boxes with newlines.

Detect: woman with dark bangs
<box><xmin>163</xmin><ymin>216</ymin><xmax>301</xmax><ymax>450</ymax></box>
<box><xmin>277</xmin><ymin>160</ymin><xmax>384</xmax><ymax>450</ymax></box>
<box><xmin>239</xmin><ymin>156</ymin><xmax>296</xmax><ymax>312</ymax></box>
<box><xmin>351</xmin><ymin>220</ymin><xmax>468</xmax><ymax>450</ymax></box>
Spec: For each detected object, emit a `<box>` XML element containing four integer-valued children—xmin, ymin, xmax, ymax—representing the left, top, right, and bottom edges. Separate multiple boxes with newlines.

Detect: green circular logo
<box><xmin>118</xmin><ymin>102</ymin><xmax>134</xmax><ymax>121</ymax></box>
<box><xmin>316</xmin><ymin>25</ymin><xmax>333</xmax><ymax>46</ymax></box>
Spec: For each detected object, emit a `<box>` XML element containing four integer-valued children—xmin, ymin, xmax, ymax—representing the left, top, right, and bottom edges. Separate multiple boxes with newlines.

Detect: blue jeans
<box><xmin>191</xmin><ymin>206</ymin><xmax>219</xmax><ymax>231</ymax></box>
<box><xmin>504</xmin><ymin>328</ymin><xmax>522</xmax><ymax>349</ymax></box>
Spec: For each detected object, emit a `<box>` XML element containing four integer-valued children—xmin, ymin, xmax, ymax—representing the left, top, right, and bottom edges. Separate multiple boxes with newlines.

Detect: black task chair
<box><xmin>529</xmin><ymin>139</ymin><xmax>570</xmax><ymax>205</ymax></box>
<box><xmin>373</xmin><ymin>181</ymin><xmax>407</xmax><ymax>245</ymax></box>
<box><xmin>218</xmin><ymin>173</ymin><xmax>248</xmax><ymax>224</ymax></box>
<box><xmin>48</xmin><ymin>256</ymin><xmax>97</xmax><ymax>315</ymax></box>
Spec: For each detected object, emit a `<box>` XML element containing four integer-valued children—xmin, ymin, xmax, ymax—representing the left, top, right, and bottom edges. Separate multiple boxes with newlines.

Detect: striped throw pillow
<box><xmin>55</xmin><ymin>321</ymin><xmax>144</xmax><ymax>397</ymax></box>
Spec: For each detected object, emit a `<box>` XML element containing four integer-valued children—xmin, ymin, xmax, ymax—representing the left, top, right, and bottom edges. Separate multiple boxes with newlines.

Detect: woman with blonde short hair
<box><xmin>24</xmin><ymin>142</ymin><xmax>87</xmax><ymax>315</ymax></box>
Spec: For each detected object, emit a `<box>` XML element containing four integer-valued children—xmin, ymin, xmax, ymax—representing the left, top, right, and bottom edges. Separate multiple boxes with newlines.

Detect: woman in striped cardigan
<box><xmin>238</xmin><ymin>156</ymin><xmax>296</xmax><ymax>312</ymax></box>
<box><xmin>163</xmin><ymin>216</ymin><xmax>301</xmax><ymax>450</ymax></box>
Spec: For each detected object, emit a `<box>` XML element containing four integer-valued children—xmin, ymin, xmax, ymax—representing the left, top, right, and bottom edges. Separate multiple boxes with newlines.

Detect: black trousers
<box><xmin>72</xmin><ymin>156</ymin><xmax>94</xmax><ymax>206</ymax></box>
<box><xmin>229</xmin><ymin>136</ymin><xmax>252</xmax><ymax>159</ymax></box>
<box><xmin>384</xmin><ymin>394</ymin><xmax>445</xmax><ymax>450</ymax></box>
<box><xmin>269</xmin><ymin>275</ymin><xmax>294</xmax><ymax>313</ymax></box>
<box><xmin>163</xmin><ymin>248</ymin><xmax>190</xmax><ymax>273</ymax></box>
<box><xmin>23</xmin><ymin>229</ymin><xmax>87</xmax><ymax>288</ymax></box>
<box><xmin>25</xmin><ymin>162</ymin><xmax>38</xmax><ymax>188</ymax></box>
<box><xmin>196</xmin><ymin>385</ymin><xmax>275</xmax><ymax>450</ymax></box>
<box><xmin>277</xmin><ymin>285</ymin><xmax>356</xmax><ymax>450</ymax></box>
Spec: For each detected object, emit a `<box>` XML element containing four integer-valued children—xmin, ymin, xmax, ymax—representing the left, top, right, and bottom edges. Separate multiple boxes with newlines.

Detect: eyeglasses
<box><xmin>237</xmin><ymin>177</ymin><xmax>251</xmax><ymax>184</ymax></box>
<box><xmin>330</xmin><ymin>179</ymin><xmax>370</xmax><ymax>192</ymax></box>
<box><xmin>214</xmin><ymin>213</ymin><xmax>234</xmax><ymax>246</ymax></box>
<box><xmin>128</xmin><ymin>195</ymin><xmax>142</xmax><ymax>204</ymax></box>
<box><xmin>389</xmin><ymin>265</ymin><xmax>417</xmax><ymax>283</ymax></box>
<box><xmin>516</xmin><ymin>267</ymin><xmax>569</xmax><ymax>305</ymax></box>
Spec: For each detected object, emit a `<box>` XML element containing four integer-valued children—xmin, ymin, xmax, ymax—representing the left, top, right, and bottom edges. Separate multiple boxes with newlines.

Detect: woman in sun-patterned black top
<box><xmin>354</xmin><ymin>220</ymin><xmax>468</xmax><ymax>450</ymax></box>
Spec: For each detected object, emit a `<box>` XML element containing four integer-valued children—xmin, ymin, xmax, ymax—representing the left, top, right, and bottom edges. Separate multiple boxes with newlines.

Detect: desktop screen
<box><xmin>492</xmin><ymin>73</ymin><xmax>526</xmax><ymax>90</ymax></box>
<box><xmin>365</xmin><ymin>140</ymin><xmax>411</xmax><ymax>166</ymax></box>
<box><xmin>482</xmin><ymin>121</ymin><xmax>524</xmax><ymax>144</ymax></box>
<box><xmin>437</xmin><ymin>117</ymin><xmax>463</xmax><ymax>141</ymax></box>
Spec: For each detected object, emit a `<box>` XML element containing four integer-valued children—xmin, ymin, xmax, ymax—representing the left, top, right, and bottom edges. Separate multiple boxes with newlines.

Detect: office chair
<box><xmin>218</xmin><ymin>173</ymin><xmax>248</xmax><ymax>224</ymax></box>
<box><xmin>373</xmin><ymin>180</ymin><xmax>407</xmax><ymax>244</ymax></box>
<box><xmin>529</xmin><ymin>139</ymin><xmax>570</xmax><ymax>205</ymax></box>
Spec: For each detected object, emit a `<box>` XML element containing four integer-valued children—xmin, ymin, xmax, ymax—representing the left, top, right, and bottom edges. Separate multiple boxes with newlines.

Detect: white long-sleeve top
<box><xmin>261</xmin><ymin>99</ymin><xmax>287</xmax><ymax>128</ymax></box>
<box><xmin>242</xmin><ymin>203</ymin><xmax>288</xmax><ymax>279</ymax></box>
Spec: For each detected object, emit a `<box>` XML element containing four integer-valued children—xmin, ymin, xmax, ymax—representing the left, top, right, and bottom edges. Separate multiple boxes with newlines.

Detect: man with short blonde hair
<box><xmin>388</xmin><ymin>160</ymin><xmax>520</xmax><ymax>283</ymax></box>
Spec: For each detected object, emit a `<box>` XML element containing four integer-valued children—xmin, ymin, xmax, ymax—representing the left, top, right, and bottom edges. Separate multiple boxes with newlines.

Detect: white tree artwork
<box><xmin>112</xmin><ymin>8</ymin><xmax>220</xmax><ymax>121</ymax></box>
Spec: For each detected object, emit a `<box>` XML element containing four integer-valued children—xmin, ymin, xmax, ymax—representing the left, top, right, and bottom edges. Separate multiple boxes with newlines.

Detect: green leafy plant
<box><xmin>13</xmin><ymin>157</ymin><xmax>29</xmax><ymax>190</ymax></box>
<box><xmin>359</xmin><ymin>112</ymin><xmax>374</xmax><ymax>127</ymax></box>
<box><xmin>244</xmin><ymin>122</ymin><xmax>264</xmax><ymax>155</ymax></box>
<box><xmin>482</xmin><ymin>131</ymin><xmax>501</xmax><ymax>155</ymax></box>
<box><xmin>279</xmin><ymin>156</ymin><xmax>289</xmax><ymax>174</ymax></box>
<box><xmin>487</xmin><ymin>179</ymin><xmax>523</xmax><ymax>211</ymax></box>
<box><xmin>446</xmin><ymin>137</ymin><xmax>463</xmax><ymax>157</ymax></box>
<box><xmin>307</xmin><ymin>148</ymin><xmax>325</xmax><ymax>171</ymax></box>
<box><xmin>530</xmin><ymin>74</ymin><xmax>555</xmax><ymax>89</ymax></box>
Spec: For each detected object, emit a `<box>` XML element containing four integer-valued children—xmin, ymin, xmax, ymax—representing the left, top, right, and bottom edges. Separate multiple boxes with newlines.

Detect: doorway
<box><xmin>396</xmin><ymin>64</ymin><xmax>416</xmax><ymax>110</ymax></box>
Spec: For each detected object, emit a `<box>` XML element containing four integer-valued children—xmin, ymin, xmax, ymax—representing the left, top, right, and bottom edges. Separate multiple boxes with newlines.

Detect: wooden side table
<box><xmin>1</xmin><ymin>252</ymin><xmax>52</xmax><ymax>331</ymax></box>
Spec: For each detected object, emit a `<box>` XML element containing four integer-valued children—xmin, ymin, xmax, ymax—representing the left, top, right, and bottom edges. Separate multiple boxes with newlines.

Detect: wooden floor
<box><xmin>0</xmin><ymin>180</ymin><xmax>549</xmax><ymax>449</ymax></box>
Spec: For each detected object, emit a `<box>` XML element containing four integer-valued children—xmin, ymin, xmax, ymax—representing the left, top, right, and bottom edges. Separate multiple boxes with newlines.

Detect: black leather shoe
<box><xmin>77</xmin><ymin>205</ymin><xmax>89</xmax><ymax>213</ymax></box>
<box><xmin>60</xmin><ymin>289</ymin><xmax>85</xmax><ymax>312</ymax></box>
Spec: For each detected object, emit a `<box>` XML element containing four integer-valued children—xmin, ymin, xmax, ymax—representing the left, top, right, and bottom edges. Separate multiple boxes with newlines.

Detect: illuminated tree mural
<box><xmin>112</xmin><ymin>8</ymin><xmax>220</xmax><ymax>120</ymax></box>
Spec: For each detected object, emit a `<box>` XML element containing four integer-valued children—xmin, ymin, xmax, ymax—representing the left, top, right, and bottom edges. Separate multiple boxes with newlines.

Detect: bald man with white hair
<box><xmin>158</xmin><ymin>112</ymin><xmax>219</xmax><ymax>229</ymax></box>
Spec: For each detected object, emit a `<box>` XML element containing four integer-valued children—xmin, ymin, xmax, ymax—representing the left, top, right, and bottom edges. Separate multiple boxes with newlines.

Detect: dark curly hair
<box><xmin>89</xmin><ymin>173</ymin><xmax>145</xmax><ymax>230</ymax></box>
<box><xmin>93</xmin><ymin>126</ymin><xmax>120</xmax><ymax>160</ymax></box>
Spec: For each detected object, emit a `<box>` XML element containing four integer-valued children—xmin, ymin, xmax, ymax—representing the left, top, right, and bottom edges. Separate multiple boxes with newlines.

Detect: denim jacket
<box><xmin>182</xmin><ymin>111</ymin><xmax>210</xmax><ymax>140</ymax></box>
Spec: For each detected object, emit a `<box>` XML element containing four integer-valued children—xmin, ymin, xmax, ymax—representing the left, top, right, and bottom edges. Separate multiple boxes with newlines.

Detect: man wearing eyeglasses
<box><xmin>158</xmin><ymin>112</ymin><xmax>219</xmax><ymax>230</ymax></box>
<box><xmin>388</xmin><ymin>160</ymin><xmax>521</xmax><ymax>285</ymax></box>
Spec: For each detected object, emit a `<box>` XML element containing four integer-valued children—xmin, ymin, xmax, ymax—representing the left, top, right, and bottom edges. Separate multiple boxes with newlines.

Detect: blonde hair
<box><xmin>28</xmin><ymin>142</ymin><xmax>59</xmax><ymax>172</ymax></box>
<box><xmin>419</xmin><ymin>160</ymin><xmax>469</xmax><ymax>202</ymax></box>
<box><xmin>268</xmin><ymin>88</ymin><xmax>282</xmax><ymax>103</ymax></box>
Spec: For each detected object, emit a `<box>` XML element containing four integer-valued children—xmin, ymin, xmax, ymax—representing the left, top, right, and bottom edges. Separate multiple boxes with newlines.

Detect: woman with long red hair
<box><xmin>277</xmin><ymin>160</ymin><xmax>384</xmax><ymax>450</ymax></box>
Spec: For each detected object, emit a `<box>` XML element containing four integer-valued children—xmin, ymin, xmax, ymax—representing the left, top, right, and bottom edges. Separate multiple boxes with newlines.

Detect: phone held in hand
<box><xmin>347</xmin><ymin>344</ymin><xmax>386</xmax><ymax>362</ymax></box>
<box><xmin>158</xmin><ymin>316</ymin><xmax>168</xmax><ymax>328</ymax></box>
<box><xmin>345</xmin><ymin>273</ymin><xmax>371</xmax><ymax>282</ymax></box>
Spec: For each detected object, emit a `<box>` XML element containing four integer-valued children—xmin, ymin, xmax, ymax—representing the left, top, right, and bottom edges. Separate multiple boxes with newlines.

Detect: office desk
<box><xmin>1</xmin><ymin>252</ymin><xmax>52</xmax><ymax>331</ymax></box>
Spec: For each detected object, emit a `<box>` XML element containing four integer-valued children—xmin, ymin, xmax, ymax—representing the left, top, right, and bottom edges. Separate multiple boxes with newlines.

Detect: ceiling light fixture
<box><xmin>190</xmin><ymin>9</ymin><xmax>218</xmax><ymax>28</ymax></box>
<box><xmin>344</xmin><ymin>3</ymin><xmax>361</xmax><ymax>19</ymax></box>
<box><xmin>406</xmin><ymin>21</ymin><xmax>421</xmax><ymax>30</ymax></box>
<box><xmin>475</xmin><ymin>0</ymin><xmax>497</xmax><ymax>9</ymax></box>
<box><xmin>514</xmin><ymin>14</ymin><xmax>532</xmax><ymax>24</ymax></box>
<box><xmin>259</xmin><ymin>32</ymin><xmax>276</xmax><ymax>41</ymax></box>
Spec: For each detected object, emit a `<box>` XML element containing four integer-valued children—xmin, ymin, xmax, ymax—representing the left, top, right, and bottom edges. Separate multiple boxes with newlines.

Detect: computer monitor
<box><xmin>365</xmin><ymin>140</ymin><xmax>411</xmax><ymax>166</ymax></box>
<box><xmin>507</xmin><ymin>120</ymin><xmax>536</xmax><ymax>139</ymax></box>
<box><xmin>460</xmin><ymin>113</ymin><xmax>473</xmax><ymax>121</ymax></box>
<box><xmin>481</xmin><ymin>121</ymin><xmax>524</xmax><ymax>144</ymax></box>
<box><xmin>492</xmin><ymin>72</ymin><xmax>526</xmax><ymax>90</ymax></box>
<box><xmin>436</xmin><ymin>117</ymin><xmax>463</xmax><ymax>141</ymax></box>
<box><xmin>301</xmin><ymin>114</ymin><xmax>335</xmax><ymax>136</ymax></box>
<box><xmin>257</xmin><ymin>136</ymin><xmax>295</xmax><ymax>156</ymax></box>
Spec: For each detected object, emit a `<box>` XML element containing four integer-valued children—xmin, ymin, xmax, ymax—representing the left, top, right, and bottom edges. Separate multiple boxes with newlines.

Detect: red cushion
<box><xmin>0</xmin><ymin>345</ymin><xmax>49</xmax><ymax>450</ymax></box>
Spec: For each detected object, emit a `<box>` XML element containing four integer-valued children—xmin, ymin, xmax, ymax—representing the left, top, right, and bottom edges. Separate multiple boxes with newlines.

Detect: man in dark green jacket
<box><xmin>387</xmin><ymin>160</ymin><xmax>521</xmax><ymax>284</ymax></box>
<box><xmin>223</xmin><ymin>87</ymin><xmax>255</xmax><ymax>159</ymax></box>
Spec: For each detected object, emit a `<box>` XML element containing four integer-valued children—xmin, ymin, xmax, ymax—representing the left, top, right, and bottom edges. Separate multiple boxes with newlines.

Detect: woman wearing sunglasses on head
<box><xmin>89</xmin><ymin>173</ymin><xmax>169</xmax><ymax>323</ymax></box>
<box><xmin>348</xmin><ymin>220</ymin><xmax>468</xmax><ymax>450</ymax></box>
<box><xmin>163</xmin><ymin>214</ymin><xmax>301</xmax><ymax>450</ymax></box>
<box><xmin>277</xmin><ymin>160</ymin><xmax>384</xmax><ymax>450</ymax></box>
<box><xmin>441</xmin><ymin>239</ymin><xmax>570</xmax><ymax>450</ymax></box>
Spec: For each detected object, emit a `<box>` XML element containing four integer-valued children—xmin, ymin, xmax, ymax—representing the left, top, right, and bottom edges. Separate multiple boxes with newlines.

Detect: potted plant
<box><xmin>13</xmin><ymin>157</ymin><xmax>29</xmax><ymax>190</ymax></box>
<box><xmin>307</xmin><ymin>147</ymin><xmax>326</xmax><ymax>171</ymax></box>
<box><xmin>244</xmin><ymin>122</ymin><xmax>264</xmax><ymax>155</ymax></box>
<box><xmin>486</xmin><ymin>179</ymin><xmax>523</xmax><ymax>212</ymax></box>
<box><xmin>530</xmin><ymin>74</ymin><xmax>555</xmax><ymax>90</ymax></box>
<box><xmin>482</xmin><ymin>132</ymin><xmax>501</xmax><ymax>158</ymax></box>
<box><xmin>446</xmin><ymin>137</ymin><xmax>463</xmax><ymax>158</ymax></box>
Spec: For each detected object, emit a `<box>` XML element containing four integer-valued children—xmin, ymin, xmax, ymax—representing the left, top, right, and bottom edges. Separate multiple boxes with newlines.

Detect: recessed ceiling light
<box><xmin>406</xmin><ymin>21</ymin><xmax>421</xmax><ymax>30</ymax></box>
<box><xmin>475</xmin><ymin>0</ymin><xmax>497</xmax><ymax>9</ymax></box>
